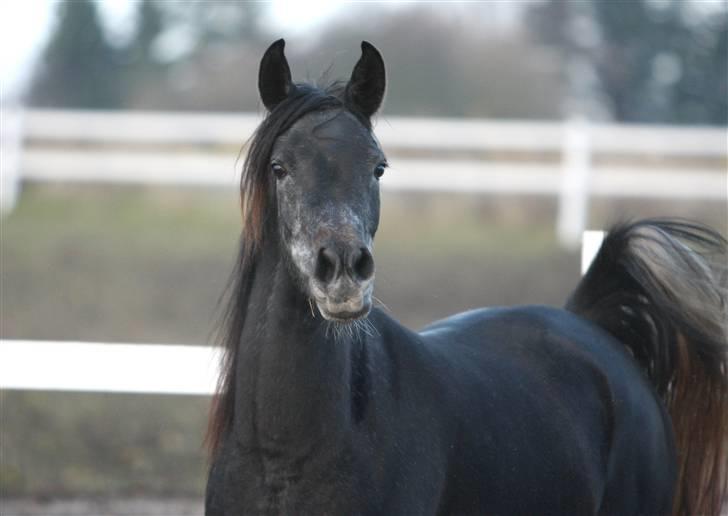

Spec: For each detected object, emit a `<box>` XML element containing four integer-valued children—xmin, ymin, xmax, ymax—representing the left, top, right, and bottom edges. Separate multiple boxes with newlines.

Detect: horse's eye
<box><xmin>374</xmin><ymin>163</ymin><xmax>387</xmax><ymax>179</ymax></box>
<box><xmin>271</xmin><ymin>163</ymin><xmax>287</xmax><ymax>180</ymax></box>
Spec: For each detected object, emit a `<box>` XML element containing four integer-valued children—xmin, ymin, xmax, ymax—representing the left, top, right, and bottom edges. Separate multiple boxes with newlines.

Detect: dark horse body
<box><xmin>206</xmin><ymin>40</ymin><xmax>727</xmax><ymax>515</ymax></box>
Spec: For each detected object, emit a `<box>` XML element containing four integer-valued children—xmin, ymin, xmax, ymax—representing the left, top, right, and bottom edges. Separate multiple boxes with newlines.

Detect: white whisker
<box><xmin>308</xmin><ymin>298</ymin><xmax>316</xmax><ymax>318</ymax></box>
<box><xmin>373</xmin><ymin>295</ymin><xmax>391</xmax><ymax>313</ymax></box>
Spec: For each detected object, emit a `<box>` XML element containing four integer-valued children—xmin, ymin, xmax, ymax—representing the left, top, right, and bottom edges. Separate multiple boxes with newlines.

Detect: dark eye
<box><xmin>271</xmin><ymin>163</ymin><xmax>287</xmax><ymax>180</ymax></box>
<box><xmin>374</xmin><ymin>163</ymin><xmax>387</xmax><ymax>179</ymax></box>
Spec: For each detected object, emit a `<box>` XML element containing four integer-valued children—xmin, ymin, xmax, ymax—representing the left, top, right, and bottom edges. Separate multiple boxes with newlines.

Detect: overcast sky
<box><xmin>0</xmin><ymin>0</ymin><xmax>353</xmax><ymax>102</ymax></box>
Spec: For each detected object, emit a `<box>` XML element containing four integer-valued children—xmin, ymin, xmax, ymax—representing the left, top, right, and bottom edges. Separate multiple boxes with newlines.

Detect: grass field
<box><xmin>1</xmin><ymin>184</ymin><xmax>723</xmax><ymax>498</ymax></box>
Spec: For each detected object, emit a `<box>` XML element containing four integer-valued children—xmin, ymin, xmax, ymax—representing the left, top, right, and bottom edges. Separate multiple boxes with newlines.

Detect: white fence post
<box><xmin>0</xmin><ymin>105</ymin><xmax>24</xmax><ymax>215</ymax></box>
<box><xmin>581</xmin><ymin>230</ymin><xmax>606</xmax><ymax>275</ymax></box>
<box><xmin>557</xmin><ymin>115</ymin><xmax>592</xmax><ymax>248</ymax></box>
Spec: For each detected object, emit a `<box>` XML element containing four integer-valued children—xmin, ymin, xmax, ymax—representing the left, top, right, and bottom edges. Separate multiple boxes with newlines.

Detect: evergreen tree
<box><xmin>528</xmin><ymin>0</ymin><xmax>727</xmax><ymax>125</ymax></box>
<box><xmin>672</xmin><ymin>11</ymin><xmax>727</xmax><ymax>125</ymax></box>
<box><xmin>130</xmin><ymin>0</ymin><xmax>164</xmax><ymax>67</ymax></box>
<box><xmin>29</xmin><ymin>0</ymin><xmax>123</xmax><ymax>109</ymax></box>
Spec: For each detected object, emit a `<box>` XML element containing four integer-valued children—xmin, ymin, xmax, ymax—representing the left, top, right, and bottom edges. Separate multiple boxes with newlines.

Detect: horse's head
<box><xmin>258</xmin><ymin>40</ymin><xmax>386</xmax><ymax>322</ymax></box>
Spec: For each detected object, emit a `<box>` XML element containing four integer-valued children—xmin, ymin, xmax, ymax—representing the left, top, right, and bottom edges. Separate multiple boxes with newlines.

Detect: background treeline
<box><xmin>28</xmin><ymin>0</ymin><xmax>727</xmax><ymax>124</ymax></box>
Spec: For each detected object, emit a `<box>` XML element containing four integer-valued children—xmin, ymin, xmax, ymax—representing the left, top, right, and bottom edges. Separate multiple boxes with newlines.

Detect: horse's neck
<box><xmin>233</xmin><ymin>231</ymin><xmax>355</xmax><ymax>456</ymax></box>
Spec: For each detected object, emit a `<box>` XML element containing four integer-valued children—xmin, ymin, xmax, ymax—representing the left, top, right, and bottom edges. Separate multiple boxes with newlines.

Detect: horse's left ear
<box><xmin>345</xmin><ymin>41</ymin><xmax>386</xmax><ymax>118</ymax></box>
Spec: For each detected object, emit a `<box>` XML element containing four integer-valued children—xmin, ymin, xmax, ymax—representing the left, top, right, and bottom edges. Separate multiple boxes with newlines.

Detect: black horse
<box><xmin>205</xmin><ymin>40</ymin><xmax>727</xmax><ymax>515</ymax></box>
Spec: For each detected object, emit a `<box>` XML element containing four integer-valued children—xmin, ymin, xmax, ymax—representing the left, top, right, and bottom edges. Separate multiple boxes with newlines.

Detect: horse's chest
<box><xmin>212</xmin><ymin>438</ymin><xmax>361</xmax><ymax>515</ymax></box>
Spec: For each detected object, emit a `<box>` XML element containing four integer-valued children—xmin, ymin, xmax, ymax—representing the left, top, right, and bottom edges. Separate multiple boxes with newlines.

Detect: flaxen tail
<box><xmin>566</xmin><ymin>219</ymin><xmax>728</xmax><ymax>516</ymax></box>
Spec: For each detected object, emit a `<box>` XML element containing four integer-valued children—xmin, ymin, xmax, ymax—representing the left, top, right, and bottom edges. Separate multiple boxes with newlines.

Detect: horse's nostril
<box><xmin>351</xmin><ymin>247</ymin><xmax>374</xmax><ymax>281</ymax></box>
<box><xmin>315</xmin><ymin>247</ymin><xmax>339</xmax><ymax>284</ymax></box>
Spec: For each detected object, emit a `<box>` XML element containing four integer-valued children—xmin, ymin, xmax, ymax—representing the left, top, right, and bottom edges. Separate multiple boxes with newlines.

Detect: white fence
<box><xmin>3</xmin><ymin>109</ymin><xmax>727</xmax><ymax>245</ymax></box>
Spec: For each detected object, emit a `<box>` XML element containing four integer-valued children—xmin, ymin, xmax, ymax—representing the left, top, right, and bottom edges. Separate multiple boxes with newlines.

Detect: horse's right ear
<box><xmin>258</xmin><ymin>39</ymin><xmax>294</xmax><ymax>111</ymax></box>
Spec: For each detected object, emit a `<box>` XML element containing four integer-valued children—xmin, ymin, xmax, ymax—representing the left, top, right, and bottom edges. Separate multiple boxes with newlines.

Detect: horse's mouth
<box><xmin>316</xmin><ymin>300</ymin><xmax>372</xmax><ymax>322</ymax></box>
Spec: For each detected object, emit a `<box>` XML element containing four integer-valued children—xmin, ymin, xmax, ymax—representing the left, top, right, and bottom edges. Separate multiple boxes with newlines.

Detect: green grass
<box><xmin>1</xmin><ymin>186</ymin><xmax>573</xmax><ymax>341</ymax></box>
<box><xmin>1</xmin><ymin>185</ymin><xmax>240</xmax><ymax>343</ymax></box>
<box><xmin>1</xmin><ymin>391</ymin><xmax>209</xmax><ymax>496</ymax></box>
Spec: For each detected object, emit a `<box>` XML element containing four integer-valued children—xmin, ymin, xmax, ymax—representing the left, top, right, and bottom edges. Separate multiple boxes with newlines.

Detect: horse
<box><xmin>204</xmin><ymin>39</ymin><xmax>727</xmax><ymax>515</ymax></box>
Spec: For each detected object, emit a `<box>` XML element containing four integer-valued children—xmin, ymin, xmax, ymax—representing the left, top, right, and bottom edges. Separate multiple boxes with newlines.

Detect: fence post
<box><xmin>557</xmin><ymin>115</ymin><xmax>591</xmax><ymax>248</ymax></box>
<box><xmin>581</xmin><ymin>230</ymin><xmax>605</xmax><ymax>275</ymax></box>
<box><xmin>1</xmin><ymin>105</ymin><xmax>24</xmax><ymax>215</ymax></box>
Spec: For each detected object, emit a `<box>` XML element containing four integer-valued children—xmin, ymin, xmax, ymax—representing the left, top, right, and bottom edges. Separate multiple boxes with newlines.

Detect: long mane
<box><xmin>205</xmin><ymin>81</ymin><xmax>358</xmax><ymax>456</ymax></box>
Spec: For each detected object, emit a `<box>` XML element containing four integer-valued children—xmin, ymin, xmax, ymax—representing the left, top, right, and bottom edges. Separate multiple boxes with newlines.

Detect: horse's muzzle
<box><xmin>310</xmin><ymin>243</ymin><xmax>374</xmax><ymax>322</ymax></box>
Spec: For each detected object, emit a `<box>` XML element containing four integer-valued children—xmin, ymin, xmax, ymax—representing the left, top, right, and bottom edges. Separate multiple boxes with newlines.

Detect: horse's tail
<box><xmin>566</xmin><ymin>219</ymin><xmax>728</xmax><ymax>516</ymax></box>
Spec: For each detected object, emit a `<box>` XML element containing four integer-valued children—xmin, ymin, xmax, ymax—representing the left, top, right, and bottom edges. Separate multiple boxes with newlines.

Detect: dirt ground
<box><xmin>1</xmin><ymin>498</ymin><xmax>202</xmax><ymax>516</ymax></box>
<box><xmin>3</xmin><ymin>497</ymin><xmax>727</xmax><ymax>515</ymax></box>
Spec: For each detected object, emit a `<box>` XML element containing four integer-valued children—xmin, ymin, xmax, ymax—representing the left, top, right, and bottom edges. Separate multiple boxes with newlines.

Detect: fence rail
<box><xmin>19</xmin><ymin>109</ymin><xmax>728</xmax><ymax>156</ymax></box>
<box><xmin>0</xmin><ymin>340</ymin><xmax>220</xmax><ymax>395</ymax></box>
<box><xmin>4</xmin><ymin>109</ymin><xmax>726</xmax><ymax>245</ymax></box>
